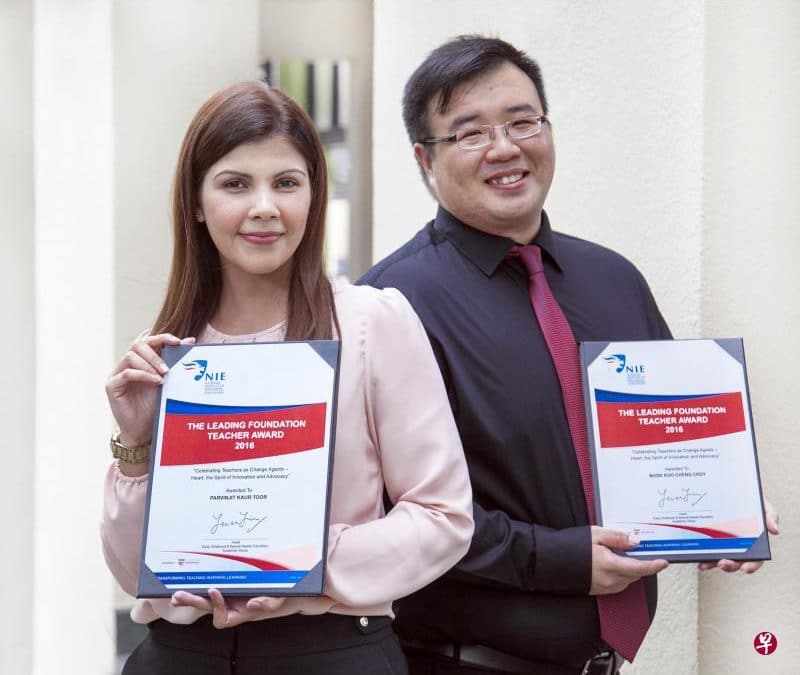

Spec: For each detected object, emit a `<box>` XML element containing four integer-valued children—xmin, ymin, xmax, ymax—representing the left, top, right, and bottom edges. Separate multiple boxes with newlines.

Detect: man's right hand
<box><xmin>590</xmin><ymin>526</ymin><xmax>669</xmax><ymax>595</ymax></box>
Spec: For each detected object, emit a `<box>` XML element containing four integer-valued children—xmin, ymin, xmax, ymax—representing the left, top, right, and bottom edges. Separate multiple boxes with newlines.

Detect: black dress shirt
<box><xmin>358</xmin><ymin>207</ymin><xmax>672</xmax><ymax>668</ymax></box>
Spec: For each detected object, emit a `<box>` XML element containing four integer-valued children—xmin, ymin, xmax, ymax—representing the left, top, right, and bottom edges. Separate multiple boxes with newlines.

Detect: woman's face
<box><xmin>197</xmin><ymin>135</ymin><xmax>311</xmax><ymax>285</ymax></box>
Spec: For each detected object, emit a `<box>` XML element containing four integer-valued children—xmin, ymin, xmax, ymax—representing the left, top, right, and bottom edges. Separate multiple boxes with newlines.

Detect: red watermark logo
<box><xmin>753</xmin><ymin>632</ymin><xmax>778</xmax><ymax>655</ymax></box>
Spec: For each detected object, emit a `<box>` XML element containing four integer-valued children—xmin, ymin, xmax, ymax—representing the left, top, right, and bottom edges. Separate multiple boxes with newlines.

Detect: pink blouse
<box><xmin>101</xmin><ymin>283</ymin><xmax>473</xmax><ymax>624</ymax></box>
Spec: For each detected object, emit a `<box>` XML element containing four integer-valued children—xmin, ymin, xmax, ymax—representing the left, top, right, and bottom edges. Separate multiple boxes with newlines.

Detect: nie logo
<box><xmin>603</xmin><ymin>353</ymin><xmax>627</xmax><ymax>373</ymax></box>
<box><xmin>183</xmin><ymin>360</ymin><xmax>208</xmax><ymax>381</ymax></box>
<box><xmin>753</xmin><ymin>631</ymin><xmax>778</xmax><ymax>656</ymax></box>
<box><xmin>182</xmin><ymin>359</ymin><xmax>226</xmax><ymax>393</ymax></box>
<box><xmin>603</xmin><ymin>352</ymin><xmax>646</xmax><ymax>385</ymax></box>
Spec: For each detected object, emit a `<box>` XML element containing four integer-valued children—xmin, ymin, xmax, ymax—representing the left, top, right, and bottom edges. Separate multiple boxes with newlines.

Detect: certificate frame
<box><xmin>136</xmin><ymin>339</ymin><xmax>340</xmax><ymax>597</ymax></box>
<box><xmin>581</xmin><ymin>338</ymin><xmax>770</xmax><ymax>563</ymax></box>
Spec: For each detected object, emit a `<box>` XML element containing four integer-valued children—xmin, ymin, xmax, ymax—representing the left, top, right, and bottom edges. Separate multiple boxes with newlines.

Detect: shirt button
<box><xmin>359</xmin><ymin>616</ymin><xmax>369</xmax><ymax>628</ymax></box>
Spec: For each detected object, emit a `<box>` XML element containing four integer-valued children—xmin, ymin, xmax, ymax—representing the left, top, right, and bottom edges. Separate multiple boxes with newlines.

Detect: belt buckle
<box><xmin>581</xmin><ymin>651</ymin><xmax>617</xmax><ymax>675</ymax></box>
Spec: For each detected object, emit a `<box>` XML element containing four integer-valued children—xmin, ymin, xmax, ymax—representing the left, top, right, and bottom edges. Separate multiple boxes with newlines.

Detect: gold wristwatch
<box><xmin>110</xmin><ymin>432</ymin><xmax>151</xmax><ymax>463</ymax></box>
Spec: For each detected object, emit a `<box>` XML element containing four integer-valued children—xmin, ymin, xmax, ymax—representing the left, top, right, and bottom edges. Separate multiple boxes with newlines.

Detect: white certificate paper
<box><xmin>581</xmin><ymin>339</ymin><xmax>770</xmax><ymax>562</ymax></box>
<box><xmin>137</xmin><ymin>340</ymin><xmax>340</xmax><ymax>597</ymax></box>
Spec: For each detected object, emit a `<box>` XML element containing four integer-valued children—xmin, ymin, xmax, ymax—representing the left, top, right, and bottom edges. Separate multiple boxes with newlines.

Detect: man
<box><xmin>360</xmin><ymin>36</ymin><xmax>775</xmax><ymax>675</ymax></box>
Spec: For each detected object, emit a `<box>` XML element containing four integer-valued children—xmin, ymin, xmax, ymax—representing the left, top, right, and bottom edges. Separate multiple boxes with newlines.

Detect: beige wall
<box><xmin>700</xmin><ymin>2</ymin><xmax>800</xmax><ymax>673</ymax></box>
<box><xmin>0</xmin><ymin>2</ymin><xmax>35</xmax><ymax>673</ymax></box>
<box><xmin>373</xmin><ymin>1</ymin><xmax>798</xmax><ymax>673</ymax></box>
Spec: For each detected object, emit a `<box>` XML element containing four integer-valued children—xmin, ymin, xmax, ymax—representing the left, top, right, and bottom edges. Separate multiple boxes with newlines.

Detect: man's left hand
<box><xmin>698</xmin><ymin>498</ymin><xmax>779</xmax><ymax>574</ymax></box>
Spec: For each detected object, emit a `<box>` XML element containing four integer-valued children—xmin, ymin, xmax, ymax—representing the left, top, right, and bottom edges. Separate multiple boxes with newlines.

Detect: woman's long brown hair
<box><xmin>152</xmin><ymin>82</ymin><xmax>338</xmax><ymax>340</ymax></box>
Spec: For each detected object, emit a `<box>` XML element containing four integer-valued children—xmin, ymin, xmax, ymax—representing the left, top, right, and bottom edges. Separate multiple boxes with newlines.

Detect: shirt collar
<box><xmin>433</xmin><ymin>206</ymin><xmax>565</xmax><ymax>276</ymax></box>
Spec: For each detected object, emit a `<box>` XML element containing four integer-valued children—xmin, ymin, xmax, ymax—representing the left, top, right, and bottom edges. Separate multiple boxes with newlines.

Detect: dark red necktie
<box><xmin>510</xmin><ymin>244</ymin><xmax>649</xmax><ymax>663</ymax></box>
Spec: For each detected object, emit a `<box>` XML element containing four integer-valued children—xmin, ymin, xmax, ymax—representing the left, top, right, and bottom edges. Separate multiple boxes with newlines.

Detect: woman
<box><xmin>102</xmin><ymin>81</ymin><xmax>473</xmax><ymax>675</ymax></box>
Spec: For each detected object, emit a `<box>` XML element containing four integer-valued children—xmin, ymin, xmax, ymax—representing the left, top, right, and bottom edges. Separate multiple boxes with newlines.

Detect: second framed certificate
<box><xmin>137</xmin><ymin>340</ymin><xmax>340</xmax><ymax>597</ymax></box>
<box><xmin>581</xmin><ymin>339</ymin><xmax>770</xmax><ymax>563</ymax></box>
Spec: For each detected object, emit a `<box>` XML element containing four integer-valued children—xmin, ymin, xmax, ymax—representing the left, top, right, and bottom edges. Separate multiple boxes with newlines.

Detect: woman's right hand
<box><xmin>105</xmin><ymin>330</ymin><xmax>195</xmax><ymax>445</ymax></box>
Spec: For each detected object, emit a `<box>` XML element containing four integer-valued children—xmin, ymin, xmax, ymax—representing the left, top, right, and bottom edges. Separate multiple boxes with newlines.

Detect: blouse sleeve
<box><xmin>324</xmin><ymin>288</ymin><xmax>474</xmax><ymax>606</ymax></box>
<box><xmin>100</xmin><ymin>462</ymin><xmax>148</xmax><ymax>596</ymax></box>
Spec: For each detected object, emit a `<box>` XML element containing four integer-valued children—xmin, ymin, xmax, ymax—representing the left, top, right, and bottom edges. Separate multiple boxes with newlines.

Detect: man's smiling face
<box><xmin>414</xmin><ymin>61</ymin><xmax>556</xmax><ymax>244</ymax></box>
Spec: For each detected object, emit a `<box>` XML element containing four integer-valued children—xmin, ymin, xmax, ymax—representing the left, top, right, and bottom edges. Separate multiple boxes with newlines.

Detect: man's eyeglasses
<box><xmin>421</xmin><ymin>115</ymin><xmax>548</xmax><ymax>151</ymax></box>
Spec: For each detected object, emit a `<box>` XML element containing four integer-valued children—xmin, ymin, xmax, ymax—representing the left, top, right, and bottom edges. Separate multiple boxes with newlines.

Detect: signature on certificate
<box><xmin>210</xmin><ymin>511</ymin><xmax>267</xmax><ymax>535</ymax></box>
<box><xmin>656</xmin><ymin>488</ymin><xmax>707</xmax><ymax>509</ymax></box>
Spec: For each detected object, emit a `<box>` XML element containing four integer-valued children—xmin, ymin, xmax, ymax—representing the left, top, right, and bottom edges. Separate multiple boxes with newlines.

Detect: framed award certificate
<box><xmin>580</xmin><ymin>339</ymin><xmax>770</xmax><ymax>562</ymax></box>
<box><xmin>136</xmin><ymin>340</ymin><xmax>340</xmax><ymax>597</ymax></box>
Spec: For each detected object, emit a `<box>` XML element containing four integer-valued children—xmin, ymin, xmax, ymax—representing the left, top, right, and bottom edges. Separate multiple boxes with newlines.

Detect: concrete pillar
<box><xmin>32</xmin><ymin>0</ymin><xmax>115</xmax><ymax>672</ymax></box>
<box><xmin>0</xmin><ymin>1</ymin><xmax>35</xmax><ymax>673</ymax></box>
<box><xmin>700</xmin><ymin>2</ymin><xmax>800</xmax><ymax>672</ymax></box>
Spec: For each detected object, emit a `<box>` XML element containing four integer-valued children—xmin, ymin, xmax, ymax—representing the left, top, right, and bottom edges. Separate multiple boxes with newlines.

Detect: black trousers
<box><xmin>405</xmin><ymin>648</ymin><xmax>509</xmax><ymax>675</ymax></box>
<box><xmin>404</xmin><ymin>647</ymin><xmax>614</xmax><ymax>675</ymax></box>
<box><xmin>122</xmin><ymin>613</ymin><xmax>408</xmax><ymax>675</ymax></box>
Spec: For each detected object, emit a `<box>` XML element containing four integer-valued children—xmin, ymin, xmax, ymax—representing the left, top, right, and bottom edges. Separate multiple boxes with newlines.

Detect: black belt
<box><xmin>401</xmin><ymin>638</ymin><xmax>621</xmax><ymax>675</ymax></box>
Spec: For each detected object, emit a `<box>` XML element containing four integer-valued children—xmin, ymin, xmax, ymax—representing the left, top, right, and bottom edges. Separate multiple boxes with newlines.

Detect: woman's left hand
<box><xmin>697</xmin><ymin>498</ymin><xmax>780</xmax><ymax>574</ymax></box>
<box><xmin>170</xmin><ymin>588</ymin><xmax>287</xmax><ymax>628</ymax></box>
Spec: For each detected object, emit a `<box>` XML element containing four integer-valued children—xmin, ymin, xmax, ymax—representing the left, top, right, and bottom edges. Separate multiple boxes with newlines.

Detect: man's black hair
<box><xmin>402</xmin><ymin>35</ymin><xmax>549</xmax><ymax>145</ymax></box>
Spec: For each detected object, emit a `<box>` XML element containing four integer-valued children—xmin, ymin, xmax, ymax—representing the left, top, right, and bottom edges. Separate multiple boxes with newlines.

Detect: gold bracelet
<box><xmin>110</xmin><ymin>432</ymin><xmax>151</xmax><ymax>463</ymax></box>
